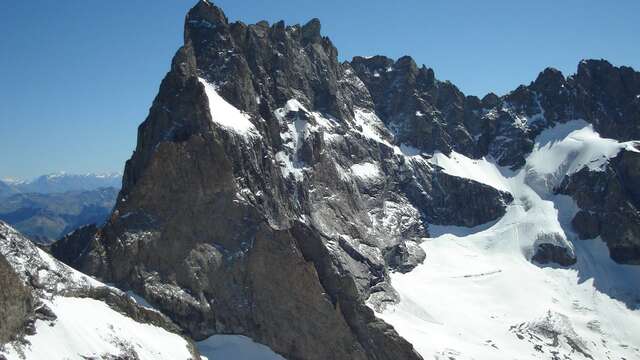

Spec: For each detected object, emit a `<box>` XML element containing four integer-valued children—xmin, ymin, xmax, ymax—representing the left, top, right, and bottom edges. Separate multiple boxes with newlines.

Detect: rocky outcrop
<box><xmin>0</xmin><ymin>221</ymin><xmax>200</xmax><ymax>359</ymax></box>
<box><xmin>51</xmin><ymin>224</ymin><xmax>99</xmax><ymax>267</ymax></box>
<box><xmin>350</xmin><ymin>55</ymin><xmax>476</xmax><ymax>156</ymax></box>
<box><xmin>559</xmin><ymin>148</ymin><xmax>640</xmax><ymax>264</ymax></box>
<box><xmin>0</xmin><ymin>254</ymin><xmax>32</xmax><ymax>345</ymax></box>
<box><xmin>532</xmin><ymin>243</ymin><xmax>577</xmax><ymax>267</ymax></box>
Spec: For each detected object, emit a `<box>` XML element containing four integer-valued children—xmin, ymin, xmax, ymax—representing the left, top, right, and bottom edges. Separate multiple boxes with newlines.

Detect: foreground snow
<box><xmin>375</xmin><ymin>120</ymin><xmax>640</xmax><ymax>359</ymax></box>
<box><xmin>2</xmin><ymin>297</ymin><xmax>194</xmax><ymax>360</ymax></box>
<box><xmin>0</xmin><ymin>222</ymin><xmax>196</xmax><ymax>360</ymax></box>
<box><xmin>378</xmin><ymin>218</ymin><xmax>640</xmax><ymax>359</ymax></box>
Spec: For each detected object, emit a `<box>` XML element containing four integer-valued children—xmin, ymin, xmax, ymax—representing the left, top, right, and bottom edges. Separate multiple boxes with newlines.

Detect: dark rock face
<box><xmin>49</xmin><ymin>0</ymin><xmax>640</xmax><ymax>357</ymax></box>
<box><xmin>0</xmin><ymin>254</ymin><xmax>32</xmax><ymax>344</ymax></box>
<box><xmin>350</xmin><ymin>55</ymin><xmax>472</xmax><ymax>155</ymax></box>
<box><xmin>573</xmin><ymin>60</ymin><xmax>640</xmax><ymax>142</ymax></box>
<box><xmin>349</xmin><ymin>56</ymin><xmax>640</xmax><ymax>171</ymax></box>
<box><xmin>532</xmin><ymin>243</ymin><xmax>577</xmax><ymax>267</ymax></box>
<box><xmin>51</xmin><ymin>224</ymin><xmax>99</xmax><ymax>267</ymax></box>
<box><xmin>559</xmin><ymin>149</ymin><xmax>640</xmax><ymax>264</ymax></box>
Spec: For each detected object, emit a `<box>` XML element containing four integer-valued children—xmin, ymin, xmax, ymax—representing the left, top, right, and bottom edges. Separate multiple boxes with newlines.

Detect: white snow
<box><xmin>525</xmin><ymin>119</ymin><xmax>635</xmax><ymax>192</ymax></box>
<box><xmin>275</xmin><ymin>150</ymin><xmax>304</xmax><ymax>181</ymax></box>
<box><xmin>353</xmin><ymin>108</ymin><xmax>391</xmax><ymax>146</ymax></box>
<box><xmin>373</xmin><ymin>120</ymin><xmax>640</xmax><ymax>360</ymax></box>
<box><xmin>197</xmin><ymin>335</ymin><xmax>285</xmax><ymax>360</ymax></box>
<box><xmin>2</xmin><ymin>297</ymin><xmax>194</xmax><ymax>360</ymax></box>
<box><xmin>0</xmin><ymin>222</ymin><xmax>103</xmax><ymax>293</ymax></box>
<box><xmin>375</xmin><ymin>220</ymin><xmax>640</xmax><ymax>359</ymax></box>
<box><xmin>276</xmin><ymin>98</ymin><xmax>307</xmax><ymax>114</ymax></box>
<box><xmin>273</xmin><ymin>99</ymin><xmax>340</xmax><ymax>182</ymax></box>
<box><xmin>429</xmin><ymin>151</ymin><xmax>511</xmax><ymax>192</ymax></box>
<box><xmin>126</xmin><ymin>290</ymin><xmax>158</xmax><ymax>311</ymax></box>
<box><xmin>273</xmin><ymin>100</ymin><xmax>311</xmax><ymax>181</ymax></box>
<box><xmin>198</xmin><ymin>77</ymin><xmax>260</xmax><ymax>137</ymax></box>
<box><xmin>350</xmin><ymin>162</ymin><xmax>381</xmax><ymax>180</ymax></box>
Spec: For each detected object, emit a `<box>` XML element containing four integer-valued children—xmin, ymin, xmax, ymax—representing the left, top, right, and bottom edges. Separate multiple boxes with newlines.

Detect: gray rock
<box><xmin>559</xmin><ymin>149</ymin><xmax>640</xmax><ymax>264</ymax></box>
<box><xmin>532</xmin><ymin>243</ymin><xmax>577</xmax><ymax>267</ymax></box>
<box><xmin>0</xmin><ymin>253</ymin><xmax>32</xmax><ymax>344</ymax></box>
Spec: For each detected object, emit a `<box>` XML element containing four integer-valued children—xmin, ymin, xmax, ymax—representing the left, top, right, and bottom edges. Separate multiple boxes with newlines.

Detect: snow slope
<box><xmin>2</xmin><ymin>297</ymin><xmax>194</xmax><ymax>360</ymax></box>
<box><xmin>199</xmin><ymin>77</ymin><xmax>261</xmax><ymax>138</ymax></box>
<box><xmin>374</xmin><ymin>120</ymin><xmax>640</xmax><ymax>360</ymax></box>
<box><xmin>0</xmin><ymin>222</ymin><xmax>196</xmax><ymax>360</ymax></box>
<box><xmin>429</xmin><ymin>151</ymin><xmax>510</xmax><ymax>192</ymax></box>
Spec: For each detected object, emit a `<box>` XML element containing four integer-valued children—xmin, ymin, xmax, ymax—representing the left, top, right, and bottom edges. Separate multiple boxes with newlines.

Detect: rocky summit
<box><xmin>3</xmin><ymin>1</ymin><xmax>640</xmax><ymax>359</ymax></box>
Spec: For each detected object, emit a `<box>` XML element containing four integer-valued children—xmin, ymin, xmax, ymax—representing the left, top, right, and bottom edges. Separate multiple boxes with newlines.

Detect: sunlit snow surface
<box><xmin>198</xmin><ymin>77</ymin><xmax>261</xmax><ymax>138</ymax></box>
<box><xmin>375</xmin><ymin>120</ymin><xmax>640</xmax><ymax>359</ymax></box>
<box><xmin>2</xmin><ymin>297</ymin><xmax>193</xmax><ymax>360</ymax></box>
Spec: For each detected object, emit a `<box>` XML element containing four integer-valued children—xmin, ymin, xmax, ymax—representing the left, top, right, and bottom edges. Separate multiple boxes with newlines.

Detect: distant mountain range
<box><xmin>1</xmin><ymin>172</ymin><xmax>121</xmax><ymax>195</ymax></box>
<box><xmin>0</xmin><ymin>173</ymin><xmax>121</xmax><ymax>243</ymax></box>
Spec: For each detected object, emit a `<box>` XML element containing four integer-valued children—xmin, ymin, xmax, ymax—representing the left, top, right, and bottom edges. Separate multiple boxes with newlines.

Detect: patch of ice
<box><xmin>395</xmin><ymin>144</ymin><xmax>422</xmax><ymax>157</ymax></box>
<box><xmin>275</xmin><ymin>150</ymin><xmax>304</xmax><ymax>181</ymax></box>
<box><xmin>126</xmin><ymin>291</ymin><xmax>158</xmax><ymax>312</ymax></box>
<box><xmin>198</xmin><ymin>78</ymin><xmax>260</xmax><ymax>138</ymax></box>
<box><xmin>197</xmin><ymin>335</ymin><xmax>284</xmax><ymax>360</ymax></box>
<box><xmin>429</xmin><ymin>151</ymin><xmax>511</xmax><ymax>193</ymax></box>
<box><xmin>368</xmin><ymin>199</ymin><xmax>423</xmax><ymax>239</ymax></box>
<box><xmin>350</xmin><ymin>162</ymin><xmax>381</xmax><ymax>180</ymax></box>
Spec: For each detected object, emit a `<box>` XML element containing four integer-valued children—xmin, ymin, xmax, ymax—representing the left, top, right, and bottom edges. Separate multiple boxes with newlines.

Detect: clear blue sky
<box><xmin>1</xmin><ymin>0</ymin><xmax>638</xmax><ymax>179</ymax></box>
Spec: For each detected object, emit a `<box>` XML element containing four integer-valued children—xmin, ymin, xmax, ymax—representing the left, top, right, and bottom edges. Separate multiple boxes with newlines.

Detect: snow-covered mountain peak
<box><xmin>0</xmin><ymin>172</ymin><xmax>123</xmax><ymax>195</ymax></box>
